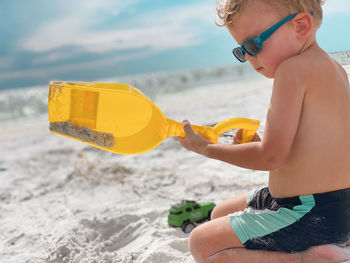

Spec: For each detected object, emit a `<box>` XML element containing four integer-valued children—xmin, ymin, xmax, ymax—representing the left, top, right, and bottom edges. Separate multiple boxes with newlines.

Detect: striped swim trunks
<box><xmin>229</xmin><ymin>187</ymin><xmax>350</xmax><ymax>252</ymax></box>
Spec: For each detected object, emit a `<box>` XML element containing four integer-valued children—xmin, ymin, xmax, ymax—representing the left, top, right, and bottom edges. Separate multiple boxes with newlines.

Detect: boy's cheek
<box><xmin>258</xmin><ymin>50</ymin><xmax>285</xmax><ymax>77</ymax></box>
<box><xmin>251</xmin><ymin>56</ymin><xmax>277</xmax><ymax>78</ymax></box>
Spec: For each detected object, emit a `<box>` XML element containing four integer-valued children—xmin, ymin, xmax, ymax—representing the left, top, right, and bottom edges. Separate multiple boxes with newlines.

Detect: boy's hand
<box><xmin>178</xmin><ymin>120</ymin><xmax>212</xmax><ymax>155</ymax></box>
<box><xmin>233</xmin><ymin>129</ymin><xmax>261</xmax><ymax>144</ymax></box>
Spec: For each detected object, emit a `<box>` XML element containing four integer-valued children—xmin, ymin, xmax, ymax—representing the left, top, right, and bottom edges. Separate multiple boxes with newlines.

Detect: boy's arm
<box><xmin>179</xmin><ymin>59</ymin><xmax>307</xmax><ymax>171</ymax></box>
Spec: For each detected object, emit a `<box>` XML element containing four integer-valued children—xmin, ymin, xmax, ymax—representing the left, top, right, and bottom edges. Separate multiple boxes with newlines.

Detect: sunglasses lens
<box><xmin>232</xmin><ymin>48</ymin><xmax>246</xmax><ymax>62</ymax></box>
<box><xmin>243</xmin><ymin>40</ymin><xmax>260</xmax><ymax>55</ymax></box>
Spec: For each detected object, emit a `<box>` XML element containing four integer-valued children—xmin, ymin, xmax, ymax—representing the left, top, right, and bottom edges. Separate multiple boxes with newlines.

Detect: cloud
<box><xmin>8</xmin><ymin>0</ymin><xmax>216</xmax><ymax>82</ymax></box>
<box><xmin>31</xmin><ymin>50</ymin><xmax>80</xmax><ymax>65</ymax></box>
<box><xmin>22</xmin><ymin>23</ymin><xmax>202</xmax><ymax>54</ymax></box>
<box><xmin>0</xmin><ymin>49</ymin><xmax>154</xmax><ymax>81</ymax></box>
<box><xmin>0</xmin><ymin>57</ymin><xmax>15</xmax><ymax>70</ymax></box>
<box><xmin>20</xmin><ymin>1</ymin><xmax>214</xmax><ymax>55</ymax></box>
<box><xmin>55</xmin><ymin>0</ymin><xmax>140</xmax><ymax>17</ymax></box>
<box><xmin>323</xmin><ymin>0</ymin><xmax>350</xmax><ymax>15</ymax></box>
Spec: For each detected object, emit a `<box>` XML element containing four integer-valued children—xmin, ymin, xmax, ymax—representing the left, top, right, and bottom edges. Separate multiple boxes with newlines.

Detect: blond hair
<box><xmin>216</xmin><ymin>0</ymin><xmax>327</xmax><ymax>28</ymax></box>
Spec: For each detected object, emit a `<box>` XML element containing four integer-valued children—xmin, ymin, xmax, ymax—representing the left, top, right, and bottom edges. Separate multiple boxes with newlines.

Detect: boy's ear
<box><xmin>292</xmin><ymin>12</ymin><xmax>313</xmax><ymax>39</ymax></box>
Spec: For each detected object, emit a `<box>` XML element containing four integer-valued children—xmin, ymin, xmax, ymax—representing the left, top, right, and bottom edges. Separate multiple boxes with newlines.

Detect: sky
<box><xmin>0</xmin><ymin>0</ymin><xmax>349</xmax><ymax>90</ymax></box>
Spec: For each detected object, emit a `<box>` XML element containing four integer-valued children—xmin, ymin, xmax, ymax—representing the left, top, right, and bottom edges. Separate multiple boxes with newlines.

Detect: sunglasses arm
<box><xmin>259</xmin><ymin>13</ymin><xmax>298</xmax><ymax>43</ymax></box>
<box><xmin>259</xmin><ymin>12</ymin><xmax>313</xmax><ymax>42</ymax></box>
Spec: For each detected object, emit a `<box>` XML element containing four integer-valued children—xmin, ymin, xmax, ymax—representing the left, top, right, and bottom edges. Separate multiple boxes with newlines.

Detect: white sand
<box><xmin>0</xmin><ymin>71</ymin><xmax>348</xmax><ymax>262</ymax></box>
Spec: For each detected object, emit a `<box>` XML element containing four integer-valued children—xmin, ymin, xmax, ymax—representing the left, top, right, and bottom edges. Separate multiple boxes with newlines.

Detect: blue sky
<box><xmin>0</xmin><ymin>0</ymin><xmax>349</xmax><ymax>90</ymax></box>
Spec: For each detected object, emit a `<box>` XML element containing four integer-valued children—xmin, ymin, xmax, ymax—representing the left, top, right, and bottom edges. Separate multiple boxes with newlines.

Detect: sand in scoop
<box><xmin>49</xmin><ymin>121</ymin><xmax>115</xmax><ymax>149</ymax></box>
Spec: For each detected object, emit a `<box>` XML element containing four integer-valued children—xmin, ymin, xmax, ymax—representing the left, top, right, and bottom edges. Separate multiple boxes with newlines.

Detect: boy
<box><xmin>178</xmin><ymin>0</ymin><xmax>350</xmax><ymax>262</ymax></box>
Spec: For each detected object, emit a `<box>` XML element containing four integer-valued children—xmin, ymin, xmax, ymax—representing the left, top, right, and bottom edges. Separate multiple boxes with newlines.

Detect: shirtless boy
<box><xmin>178</xmin><ymin>0</ymin><xmax>350</xmax><ymax>262</ymax></box>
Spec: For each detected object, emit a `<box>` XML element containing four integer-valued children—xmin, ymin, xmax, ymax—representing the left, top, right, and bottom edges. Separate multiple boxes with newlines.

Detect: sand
<box><xmin>1</xmin><ymin>72</ymin><xmax>349</xmax><ymax>263</ymax></box>
<box><xmin>49</xmin><ymin>122</ymin><xmax>116</xmax><ymax>149</ymax></box>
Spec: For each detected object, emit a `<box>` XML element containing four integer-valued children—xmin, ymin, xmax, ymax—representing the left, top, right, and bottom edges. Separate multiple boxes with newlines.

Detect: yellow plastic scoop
<box><xmin>48</xmin><ymin>82</ymin><xmax>260</xmax><ymax>155</ymax></box>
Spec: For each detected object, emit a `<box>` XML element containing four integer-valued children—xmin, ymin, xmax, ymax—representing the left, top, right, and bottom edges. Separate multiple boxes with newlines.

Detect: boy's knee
<box><xmin>207</xmin><ymin>249</ymin><xmax>241</xmax><ymax>263</ymax></box>
<box><xmin>211</xmin><ymin>193</ymin><xmax>249</xmax><ymax>220</ymax></box>
<box><xmin>189</xmin><ymin>227</ymin><xmax>201</xmax><ymax>252</ymax></box>
<box><xmin>210</xmin><ymin>207</ymin><xmax>219</xmax><ymax>220</ymax></box>
<box><xmin>189</xmin><ymin>226</ymin><xmax>210</xmax><ymax>261</ymax></box>
<box><xmin>210</xmin><ymin>205</ymin><xmax>225</xmax><ymax>220</ymax></box>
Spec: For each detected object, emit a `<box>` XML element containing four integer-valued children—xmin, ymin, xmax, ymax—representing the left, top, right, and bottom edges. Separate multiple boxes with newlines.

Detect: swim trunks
<box><xmin>229</xmin><ymin>187</ymin><xmax>350</xmax><ymax>252</ymax></box>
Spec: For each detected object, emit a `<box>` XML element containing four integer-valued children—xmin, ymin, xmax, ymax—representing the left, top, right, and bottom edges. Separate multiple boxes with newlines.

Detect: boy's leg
<box><xmin>207</xmin><ymin>247</ymin><xmax>301</xmax><ymax>263</ymax></box>
<box><xmin>189</xmin><ymin>215</ymin><xmax>350</xmax><ymax>263</ymax></box>
<box><xmin>190</xmin><ymin>215</ymin><xmax>299</xmax><ymax>263</ymax></box>
<box><xmin>211</xmin><ymin>192</ymin><xmax>248</xmax><ymax>220</ymax></box>
<box><xmin>189</xmin><ymin>215</ymin><xmax>244</xmax><ymax>263</ymax></box>
<box><xmin>207</xmin><ymin>244</ymin><xmax>350</xmax><ymax>263</ymax></box>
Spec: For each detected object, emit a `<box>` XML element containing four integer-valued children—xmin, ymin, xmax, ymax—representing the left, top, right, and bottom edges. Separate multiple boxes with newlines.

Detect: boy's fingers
<box><xmin>233</xmin><ymin>129</ymin><xmax>242</xmax><ymax>144</ymax></box>
<box><xmin>182</xmin><ymin>120</ymin><xmax>195</xmax><ymax>137</ymax></box>
<box><xmin>233</xmin><ymin>129</ymin><xmax>260</xmax><ymax>144</ymax></box>
<box><xmin>253</xmin><ymin>133</ymin><xmax>261</xmax><ymax>141</ymax></box>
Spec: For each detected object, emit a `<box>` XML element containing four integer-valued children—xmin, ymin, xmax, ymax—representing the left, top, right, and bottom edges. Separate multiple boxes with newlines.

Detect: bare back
<box><xmin>269</xmin><ymin>49</ymin><xmax>350</xmax><ymax>197</ymax></box>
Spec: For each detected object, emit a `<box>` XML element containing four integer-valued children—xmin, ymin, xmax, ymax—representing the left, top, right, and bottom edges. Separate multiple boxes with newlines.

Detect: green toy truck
<box><xmin>168</xmin><ymin>200</ymin><xmax>216</xmax><ymax>233</ymax></box>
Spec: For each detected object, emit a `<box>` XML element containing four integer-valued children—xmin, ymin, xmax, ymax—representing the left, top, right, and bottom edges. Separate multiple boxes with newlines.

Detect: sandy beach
<box><xmin>0</xmin><ymin>66</ymin><xmax>349</xmax><ymax>262</ymax></box>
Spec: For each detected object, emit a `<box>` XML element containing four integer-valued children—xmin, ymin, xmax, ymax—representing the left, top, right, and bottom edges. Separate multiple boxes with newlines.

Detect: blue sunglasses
<box><xmin>233</xmin><ymin>12</ymin><xmax>313</xmax><ymax>62</ymax></box>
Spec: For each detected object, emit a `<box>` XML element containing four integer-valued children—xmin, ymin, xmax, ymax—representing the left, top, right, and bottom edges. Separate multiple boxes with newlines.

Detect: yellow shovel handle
<box><xmin>166</xmin><ymin>117</ymin><xmax>260</xmax><ymax>143</ymax></box>
<box><xmin>165</xmin><ymin>118</ymin><xmax>213</xmax><ymax>141</ymax></box>
<box><xmin>213</xmin><ymin>118</ymin><xmax>260</xmax><ymax>143</ymax></box>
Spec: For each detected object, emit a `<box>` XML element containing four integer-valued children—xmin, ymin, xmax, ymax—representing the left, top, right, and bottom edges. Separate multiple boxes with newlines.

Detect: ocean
<box><xmin>0</xmin><ymin>50</ymin><xmax>349</xmax><ymax>122</ymax></box>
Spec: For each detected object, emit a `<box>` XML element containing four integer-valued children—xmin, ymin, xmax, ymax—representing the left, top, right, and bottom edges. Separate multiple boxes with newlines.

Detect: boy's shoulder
<box><xmin>273</xmin><ymin>52</ymin><xmax>313</xmax><ymax>87</ymax></box>
<box><xmin>275</xmin><ymin>48</ymin><xmax>345</xmax><ymax>84</ymax></box>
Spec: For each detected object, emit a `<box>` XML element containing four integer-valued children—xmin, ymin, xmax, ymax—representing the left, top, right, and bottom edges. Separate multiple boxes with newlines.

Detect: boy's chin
<box><xmin>260</xmin><ymin>71</ymin><xmax>275</xmax><ymax>79</ymax></box>
<box><xmin>254</xmin><ymin>66</ymin><xmax>275</xmax><ymax>78</ymax></box>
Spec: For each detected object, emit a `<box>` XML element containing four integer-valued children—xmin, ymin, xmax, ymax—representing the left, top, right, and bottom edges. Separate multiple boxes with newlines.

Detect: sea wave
<box><xmin>0</xmin><ymin>63</ymin><xmax>256</xmax><ymax>122</ymax></box>
<box><xmin>0</xmin><ymin>50</ymin><xmax>349</xmax><ymax>122</ymax></box>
